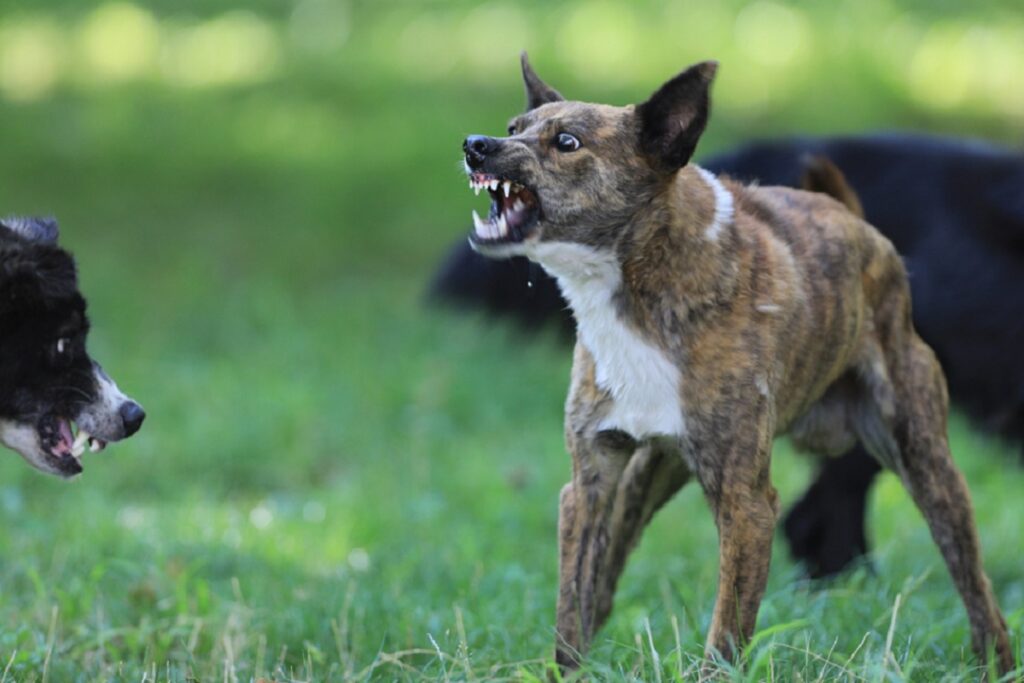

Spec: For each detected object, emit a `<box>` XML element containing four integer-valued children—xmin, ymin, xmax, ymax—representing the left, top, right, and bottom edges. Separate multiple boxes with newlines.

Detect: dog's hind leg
<box><xmin>885</xmin><ymin>336</ymin><xmax>1013</xmax><ymax>675</ymax></box>
<box><xmin>555</xmin><ymin>435</ymin><xmax>689</xmax><ymax>669</ymax></box>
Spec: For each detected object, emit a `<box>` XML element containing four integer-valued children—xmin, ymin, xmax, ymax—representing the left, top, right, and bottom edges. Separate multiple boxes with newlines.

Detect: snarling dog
<box><xmin>0</xmin><ymin>216</ymin><xmax>145</xmax><ymax>477</ymax></box>
<box><xmin>460</xmin><ymin>55</ymin><xmax>1013</xmax><ymax>674</ymax></box>
<box><xmin>434</xmin><ymin>131</ymin><xmax>1024</xmax><ymax>579</ymax></box>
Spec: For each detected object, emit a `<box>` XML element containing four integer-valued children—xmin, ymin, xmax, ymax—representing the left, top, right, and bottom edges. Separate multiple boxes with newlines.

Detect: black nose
<box><xmin>463</xmin><ymin>135</ymin><xmax>498</xmax><ymax>169</ymax></box>
<box><xmin>120</xmin><ymin>401</ymin><xmax>145</xmax><ymax>437</ymax></box>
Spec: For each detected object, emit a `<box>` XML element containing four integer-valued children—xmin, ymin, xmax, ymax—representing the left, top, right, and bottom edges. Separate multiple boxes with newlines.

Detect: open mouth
<box><xmin>44</xmin><ymin>416</ymin><xmax>107</xmax><ymax>469</ymax></box>
<box><xmin>467</xmin><ymin>172</ymin><xmax>540</xmax><ymax>244</ymax></box>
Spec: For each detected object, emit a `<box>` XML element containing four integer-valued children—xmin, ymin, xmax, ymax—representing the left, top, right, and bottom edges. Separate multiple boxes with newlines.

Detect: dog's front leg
<box><xmin>694</xmin><ymin>408</ymin><xmax>778</xmax><ymax>669</ymax></box>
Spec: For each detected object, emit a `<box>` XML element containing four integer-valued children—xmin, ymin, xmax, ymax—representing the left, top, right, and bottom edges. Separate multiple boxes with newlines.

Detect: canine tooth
<box><xmin>502</xmin><ymin>181</ymin><xmax>511</xmax><ymax>197</ymax></box>
<box><xmin>489</xmin><ymin>179</ymin><xmax>499</xmax><ymax>191</ymax></box>
<box><xmin>72</xmin><ymin>429</ymin><xmax>89</xmax><ymax>451</ymax></box>
<box><xmin>497</xmin><ymin>214</ymin><xmax>508</xmax><ymax>236</ymax></box>
<box><xmin>472</xmin><ymin>210</ymin><xmax>487</xmax><ymax>236</ymax></box>
<box><xmin>89</xmin><ymin>439</ymin><xmax>102</xmax><ymax>453</ymax></box>
<box><xmin>474</xmin><ymin>185</ymin><xmax>481</xmax><ymax>196</ymax></box>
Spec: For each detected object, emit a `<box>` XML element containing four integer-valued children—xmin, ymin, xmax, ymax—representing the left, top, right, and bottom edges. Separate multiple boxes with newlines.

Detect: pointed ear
<box><xmin>521</xmin><ymin>51</ymin><xmax>563</xmax><ymax>111</ymax></box>
<box><xmin>636</xmin><ymin>61</ymin><xmax>718</xmax><ymax>172</ymax></box>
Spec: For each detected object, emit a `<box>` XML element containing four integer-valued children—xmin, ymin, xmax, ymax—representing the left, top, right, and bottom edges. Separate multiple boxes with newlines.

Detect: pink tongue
<box><xmin>58</xmin><ymin>419</ymin><xmax>73</xmax><ymax>446</ymax></box>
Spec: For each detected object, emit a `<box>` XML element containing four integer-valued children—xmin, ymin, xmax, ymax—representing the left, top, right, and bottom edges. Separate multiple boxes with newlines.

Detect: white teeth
<box><xmin>474</xmin><ymin>185</ymin><xmax>481</xmax><ymax>196</ymax></box>
<box><xmin>472</xmin><ymin>210</ymin><xmax>488</xmax><ymax>237</ymax></box>
<box><xmin>89</xmin><ymin>439</ymin><xmax>102</xmax><ymax>453</ymax></box>
<box><xmin>71</xmin><ymin>429</ymin><xmax>90</xmax><ymax>458</ymax></box>
<box><xmin>469</xmin><ymin>178</ymin><xmax>519</xmax><ymax>241</ymax></box>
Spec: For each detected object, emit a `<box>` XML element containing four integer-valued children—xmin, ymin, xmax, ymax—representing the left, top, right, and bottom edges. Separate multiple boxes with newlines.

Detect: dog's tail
<box><xmin>799</xmin><ymin>154</ymin><xmax>864</xmax><ymax>219</ymax></box>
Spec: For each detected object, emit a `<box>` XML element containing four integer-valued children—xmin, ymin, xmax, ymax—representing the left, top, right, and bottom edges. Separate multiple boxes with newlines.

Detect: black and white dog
<box><xmin>431</xmin><ymin>132</ymin><xmax>1024</xmax><ymax>577</ymax></box>
<box><xmin>0</xmin><ymin>216</ymin><xmax>144</xmax><ymax>478</ymax></box>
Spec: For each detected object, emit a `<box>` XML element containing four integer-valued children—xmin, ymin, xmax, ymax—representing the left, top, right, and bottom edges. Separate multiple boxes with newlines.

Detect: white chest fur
<box><xmin>526</xmin><ymin>241</ymin><xmax>686</xmax><ymax>439</ymax></box>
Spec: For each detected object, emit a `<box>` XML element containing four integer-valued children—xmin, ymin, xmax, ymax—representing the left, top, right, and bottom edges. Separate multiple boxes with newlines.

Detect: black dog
<box><xmin>430</xmin><ymin>132</ymin><xmax>1024</xmax><ymax>577</ymax></box>
<box><xmin>0</xmin><ymin>216</ymin><xmax>145</xmax><ymax>477</ymax></box>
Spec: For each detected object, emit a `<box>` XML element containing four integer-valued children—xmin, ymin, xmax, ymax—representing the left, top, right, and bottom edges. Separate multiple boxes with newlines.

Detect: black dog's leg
<box><xmin>783</xmin><ymin>446</ymin><xmax>881</xmax><ymax>578</ymax></box>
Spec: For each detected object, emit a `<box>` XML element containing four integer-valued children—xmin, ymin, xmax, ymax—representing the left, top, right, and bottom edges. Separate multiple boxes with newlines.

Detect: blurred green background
<box><xmin>0</xmin><ymin>1</ymin><xmax>1022</xmax><ymax>680</ymax></box>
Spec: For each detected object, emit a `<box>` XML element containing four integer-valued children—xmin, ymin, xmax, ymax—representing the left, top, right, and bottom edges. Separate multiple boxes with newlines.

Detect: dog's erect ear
<box><xmin>521</xmin><ymin>51</ymin><xmax>563</xmax><ymax>111</ymax></box>
<box><xmin>0</xmin><ymin>216</ymin><xmax>60</xmax><ymax>244</ymax></box>
<box><xmin>636</xmin><ymin>61</ymin><xmax>718</xmax><ymax>172</ymax></box>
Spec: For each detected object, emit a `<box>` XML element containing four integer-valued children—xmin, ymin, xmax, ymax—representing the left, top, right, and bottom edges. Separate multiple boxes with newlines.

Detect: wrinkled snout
<box><xmin>463</xmin><ymin>135</ymin><xmax>501</xmax><ymax>169</ymax></box>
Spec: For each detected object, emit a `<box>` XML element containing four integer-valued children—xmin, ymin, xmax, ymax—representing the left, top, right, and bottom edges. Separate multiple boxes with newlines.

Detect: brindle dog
<box><xmin>461</xmin><ymin>55</ymin><xmax>1013</xmax><ymax>675</ymax></box>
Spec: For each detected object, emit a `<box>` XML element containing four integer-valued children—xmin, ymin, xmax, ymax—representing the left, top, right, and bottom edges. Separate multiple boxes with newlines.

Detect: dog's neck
<box><xmin>620</xmin><ymin>164</ymin><xmax>741</xmax><ymax>314</ymax></box>
<box><xmin>535</xmin><ymin>165</ymin><xmax>741</xmax><ymax>340</ymax></box>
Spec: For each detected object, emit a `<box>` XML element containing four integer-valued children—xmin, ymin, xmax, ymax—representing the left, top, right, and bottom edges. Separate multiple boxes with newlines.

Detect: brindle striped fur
<box><xmin>470</xmin><ymin>55</ymin><xmax>1013</xmax><ymax>677</ymax></box>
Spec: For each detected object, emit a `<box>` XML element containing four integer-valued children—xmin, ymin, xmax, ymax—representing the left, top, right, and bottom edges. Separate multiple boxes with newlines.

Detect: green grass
<box><xmin>0</xmin><ymin>1</ymin><xmax>1023</xmax><ymax>680</ymax></box>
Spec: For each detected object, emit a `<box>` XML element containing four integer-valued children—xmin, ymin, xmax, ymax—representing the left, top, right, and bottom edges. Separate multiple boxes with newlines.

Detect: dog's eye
<box><xmin>555</xmin><ymin>133</ymin><xmax>581</xmax><ymax>153</ymax></box>
<box><xmin>56</xmin><ymin>338</ymin><xmax>70</xmax><ymax>354</ymax></box>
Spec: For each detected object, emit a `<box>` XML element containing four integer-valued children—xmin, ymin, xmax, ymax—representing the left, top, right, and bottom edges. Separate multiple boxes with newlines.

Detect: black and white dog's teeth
<box><xmin>70</xmin><ymin>428</ymin><xmax>93</xmax><ymax>458</ymax></box>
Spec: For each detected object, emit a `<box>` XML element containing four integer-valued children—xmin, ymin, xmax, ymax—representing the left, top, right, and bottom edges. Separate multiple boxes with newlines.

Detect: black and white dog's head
<box><xmin>0</xmin><ymin>216</ymin><xmax>144</xmax><ymax>478</ymax></box>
